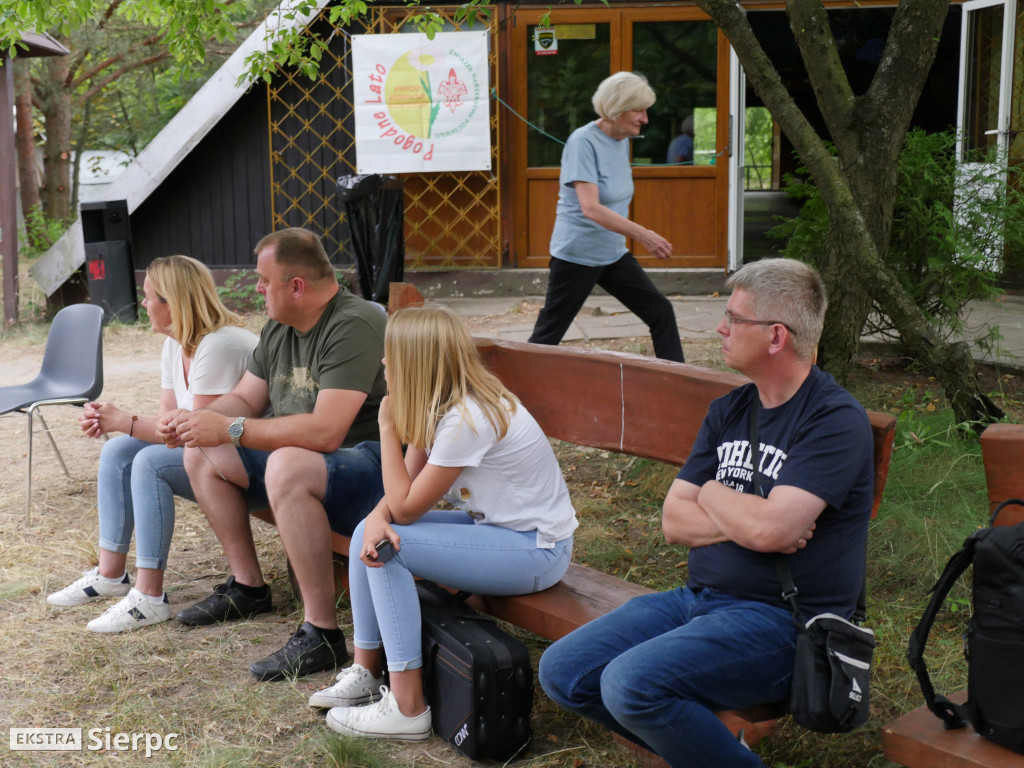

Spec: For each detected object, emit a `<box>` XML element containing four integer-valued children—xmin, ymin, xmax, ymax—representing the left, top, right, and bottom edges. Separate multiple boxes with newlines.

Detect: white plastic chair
<box><xmin>0</xmin><ymin>303</ymin><xmax>104</xmax><ymax>523</ymax></box>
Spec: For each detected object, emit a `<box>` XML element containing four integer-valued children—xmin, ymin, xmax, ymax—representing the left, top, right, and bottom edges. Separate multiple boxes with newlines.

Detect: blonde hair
<box><xmin>146</xmin><ymin>255</ymin><xmax>244</xmax><ymax>357</ymax></box>
<box><xmin>592</xmin><ymin>71</ymin><xmax>656</xmax><ymax>121</ymax></box>
<box><xmin>385</xmin><ymin>305</ymin><xmax>518</xmax><ymax>450</ymax></box>
<box><xmin>726</xmin><ymin>258</ymin><xmax>827</xmax><ymax>361</ymax></box>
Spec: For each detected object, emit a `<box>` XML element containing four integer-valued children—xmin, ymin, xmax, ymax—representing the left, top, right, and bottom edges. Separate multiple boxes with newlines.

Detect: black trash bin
<box><xmin>81</xmin><ymin>200</ymin><xmax>136</xmax><ymax>322</ymax></box>
<box><xmin>337</xmin><ymin>175</ymin><xmax>404</xmax><ymax>304</ymax></box>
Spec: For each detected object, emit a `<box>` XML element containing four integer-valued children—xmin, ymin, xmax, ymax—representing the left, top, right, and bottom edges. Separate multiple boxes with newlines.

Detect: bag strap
<box><xmin>417</xmin><ymin>580</ymin><xmax>496</xmax><ymax>624</ymax></box>
<box><xmin>907</xmin><ymin>500</ymin><xmax>1024</xmax><ymax>729</ymax></box>
<box><xmin>906</xmin><ymin>535</ymin><xmax>978</xmax><ymax>730</ymax></box>
<box><xmin>990</xmin><ymin>497</ymin><xmax>1024</xmax><ymax>527</ymax></box>
<box><xmin>746</xmin><ymin>397</ymin><xmax>867</xmax><ymax>626</ymax></box>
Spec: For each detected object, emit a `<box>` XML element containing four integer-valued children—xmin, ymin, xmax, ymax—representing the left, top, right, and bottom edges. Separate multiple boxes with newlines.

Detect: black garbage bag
<box><xmin>337</xmin><ymin>174</ymin><xmax>405</xmax><ymax>304</ymax></box>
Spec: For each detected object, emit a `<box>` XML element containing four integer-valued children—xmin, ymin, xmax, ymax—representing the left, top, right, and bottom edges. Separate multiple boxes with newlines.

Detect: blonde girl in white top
<box><xmin>312</xmin><ymin>305</ymin><xmax>577</xmax><ymax>741</ymax></box>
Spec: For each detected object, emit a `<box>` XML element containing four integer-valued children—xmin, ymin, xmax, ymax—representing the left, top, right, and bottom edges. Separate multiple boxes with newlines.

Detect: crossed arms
<box><xmin>662</xmin><ymin>478</ymin><xmax>824</xmax><ymax>555</ymax></box>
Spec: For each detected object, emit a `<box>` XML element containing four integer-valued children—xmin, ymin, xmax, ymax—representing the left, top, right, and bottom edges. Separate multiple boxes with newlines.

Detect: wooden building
<box><xmin>31</xmin><ymin>0</ymin><xmax>1020</xmax><ymax>296</ymax></box>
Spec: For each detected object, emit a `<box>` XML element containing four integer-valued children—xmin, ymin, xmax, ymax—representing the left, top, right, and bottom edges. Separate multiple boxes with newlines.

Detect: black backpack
<box><xmin>907</xmin><ymin>498</ymin><xmax>1024</xmax><ymax>754</ymax></box>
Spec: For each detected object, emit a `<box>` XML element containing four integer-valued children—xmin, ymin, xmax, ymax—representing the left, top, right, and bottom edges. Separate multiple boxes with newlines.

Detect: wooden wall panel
<box><xmin>130</xmin><ymin>90</ymin><xmax>271</xmax><ymax>270</ymax></box>
<box><xmin>525</xmin><ymin>177</ymin><xmax>559</xmax><ymax>263</ymax></box>
<box><xmin>633</xmin><ymin>175</ymin><xmax>718</xmax><ymax>262</ymax></box>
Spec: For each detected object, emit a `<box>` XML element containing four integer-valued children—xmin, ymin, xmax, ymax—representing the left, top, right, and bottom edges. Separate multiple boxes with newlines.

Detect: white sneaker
<box><xmin>309</xmin><ymin>663</ymin><xmax>385</xmax><ymax>708</ymax></box>
<box><xmin>87</xmin><ymin>588</ymin><xmax>171</xmax><ymax>633</ymax></box>
<box><xmin>325</xmin><ymin>686</ymin><xmax>431</xmax><ymax>742</ymax></box>
<box><xmin>47</xmin><ymin>567</ymin><xmax>131</xmax><ymax>607</ymax></box>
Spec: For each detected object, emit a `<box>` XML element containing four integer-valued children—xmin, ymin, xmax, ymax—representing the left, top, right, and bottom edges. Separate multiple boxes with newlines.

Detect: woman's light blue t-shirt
<box><xmin>548</xmin><ymin>121</ymin><xmax>633</xmax><ymax>267</ymax></box>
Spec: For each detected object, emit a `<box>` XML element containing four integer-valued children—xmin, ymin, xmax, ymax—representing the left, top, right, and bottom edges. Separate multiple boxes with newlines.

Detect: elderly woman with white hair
<box><xmin>528</xmin><ymin>71</ymin><xmax>684</xmax><ymax>362</ymax></box>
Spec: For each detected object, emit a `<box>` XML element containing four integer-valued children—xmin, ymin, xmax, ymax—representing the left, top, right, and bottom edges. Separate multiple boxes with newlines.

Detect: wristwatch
<box><xmin>228</xmin><ymin>416</ymin><xmax>247</xmax><ymax>447</ymax></box>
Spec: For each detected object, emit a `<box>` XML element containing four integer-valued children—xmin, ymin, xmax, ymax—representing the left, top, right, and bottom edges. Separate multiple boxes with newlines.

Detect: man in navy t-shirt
<box><xmin>540</xmin><ymin>258</ymin><xmax>873</xmax><ymax>768</ymax></box>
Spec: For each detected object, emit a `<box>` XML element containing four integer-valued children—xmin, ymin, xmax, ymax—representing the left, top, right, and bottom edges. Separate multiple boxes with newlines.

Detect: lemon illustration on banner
<box><xmin>386</xmin><ymin>49</ymin><xmax>444</xmax><ymax>139</ymax></box>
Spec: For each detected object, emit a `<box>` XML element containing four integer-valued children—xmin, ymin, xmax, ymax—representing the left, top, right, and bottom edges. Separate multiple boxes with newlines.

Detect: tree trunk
<box><xmin>13</xmin><ymin>57</ymin><xmax>42</xmax><ymax>245</ymax></box>
<box><xmin>698</xmin><ymin>0</ymin><xmax>1001</xmax><ymax>426</ymax></box>
<box><xmin>815</xmin><ymin>227</ymin><xmax>873</xmax><ymax>381</ymax></box>
<box><xmin>38</xmin><ymin>54</ymin><xmax>73</xmax><ymax>224</ymax></box>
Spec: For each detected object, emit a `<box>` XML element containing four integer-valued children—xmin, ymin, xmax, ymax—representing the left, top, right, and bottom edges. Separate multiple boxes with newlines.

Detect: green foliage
<box><xmin>18</xmin><ymin>207</ymin><xmax>70</xmax><ymax>258</ymax></box>
<box><xmin>217</xmin><ymin>272</ymin><xmax>265</xmax><ymax>313</ymax></box>
<box><xmin>241</xmin><ymin>0</ymin><xmax>498</xmax><ymax>85</ymax></box>
<box><xmin>3</xmin><ymin>0</ymin><xmax>236</xmax><ymax>64</ymax></box>
<box><xmin>772</xmin><ymin>129</ymin><xmax>1024</xmax><ymax>353</ymax></box>
<box><xmin>743</xmin><ymin>107</ymin><xmax>774</xmax><ymax>190</ymax></box>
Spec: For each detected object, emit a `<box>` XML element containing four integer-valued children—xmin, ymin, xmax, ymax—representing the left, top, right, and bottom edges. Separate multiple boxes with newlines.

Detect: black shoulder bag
<box><xmin>748</xmin><ymin>399</ymin><xmax>876</xmax><ymax>733</ymax></box>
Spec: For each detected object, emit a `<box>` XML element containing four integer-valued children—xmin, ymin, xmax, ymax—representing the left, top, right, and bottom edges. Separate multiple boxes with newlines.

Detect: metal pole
<box><xmin>0</xmin><ymin>54</ymin><xmax>18</xmax><ymax>327</ymax></box>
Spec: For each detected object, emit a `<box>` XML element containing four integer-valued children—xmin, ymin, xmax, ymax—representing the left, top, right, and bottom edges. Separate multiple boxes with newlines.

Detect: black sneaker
<box><xmin>249</xmin><ymin>622</ymin><xmax>349</xmax><ymax>681</ymax></box>
<box><xmin>175</xmin><ymin>576</ymin><xmax>272</xmax><ymax>626</ymax></box>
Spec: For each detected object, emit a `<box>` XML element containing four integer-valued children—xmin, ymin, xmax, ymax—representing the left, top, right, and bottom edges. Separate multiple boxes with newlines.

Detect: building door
<box><xmin>957</xmin><ymin>0</ymin><xmax>1018</xmax><ymax>268</ymax></box>
<box><xmin>507</xmin><ymin>6</ymin><xmax>730</xmax><ymax>268</ymax></box>
<box><xmin>958</xmin><ymin>0</ymin><xmax>1017</xmax><ymax>160</ymax></box>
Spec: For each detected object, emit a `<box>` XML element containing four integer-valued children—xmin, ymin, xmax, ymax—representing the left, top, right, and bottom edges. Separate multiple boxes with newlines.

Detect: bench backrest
<box><xmin>980</xmin><ymin>422</ymin><xmax>1024</xmax><ymax>525</ymax></box>
<box><xmin>387</xmin><ymin>283</ymin><xmax>896</xmax><ymax>516</ymax></box>
<box><xmin>475</xmin><ymin>337</ymin><xmax>896</xmax><ymax>517</ymax></box>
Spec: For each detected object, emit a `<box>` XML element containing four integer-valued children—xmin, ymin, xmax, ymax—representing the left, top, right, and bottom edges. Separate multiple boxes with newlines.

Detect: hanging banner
<box><xmin>353</xmin><ymin>31</ymin><xmax>491</xmax><ymax>173</ymax></box>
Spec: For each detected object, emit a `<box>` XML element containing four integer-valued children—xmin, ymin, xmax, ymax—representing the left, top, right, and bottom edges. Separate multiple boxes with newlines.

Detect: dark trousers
<box><xmin>528</xmin><ymin>253</ymin><xmax>685</xmax><ymax>363</ymax></box>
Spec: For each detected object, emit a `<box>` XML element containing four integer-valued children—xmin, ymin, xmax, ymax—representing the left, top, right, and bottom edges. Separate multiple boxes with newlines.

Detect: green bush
<box><xmin>18</xmin><ymin>208</ymin><xmax>71</xmax><ymax>258</ymax></box>
<box><xmin>771</xmin><ymin>129</ymin><xmax>1024</xmax><ymax>354</ymax></box>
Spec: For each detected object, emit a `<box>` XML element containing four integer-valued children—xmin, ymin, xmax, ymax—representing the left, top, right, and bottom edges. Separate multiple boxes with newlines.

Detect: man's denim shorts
<box><xmin>237</xmin><ymin>440</ymin><xmax>384</xmax><ymax>536</ymax></box>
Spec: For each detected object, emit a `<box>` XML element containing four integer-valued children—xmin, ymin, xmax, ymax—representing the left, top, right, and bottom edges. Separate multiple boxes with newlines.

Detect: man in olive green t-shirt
<box><xmin>167</xmin><ymin>227</ymin><xmax>385</xmax><ymax>681</ymax></box>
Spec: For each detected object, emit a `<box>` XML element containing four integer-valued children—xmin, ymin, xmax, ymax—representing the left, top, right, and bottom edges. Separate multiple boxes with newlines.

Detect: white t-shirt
<box><xmin>427</xmin><ymin>397</ymin><xmax>578</xmax><ymax>547</ymax></box>
<box><xmin>160</xmin><ymin>325</ymin><xmax>259</xmax><ymax>410</ymax></box>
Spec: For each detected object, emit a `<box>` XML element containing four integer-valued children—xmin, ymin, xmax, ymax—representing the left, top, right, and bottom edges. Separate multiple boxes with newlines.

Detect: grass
<box><xmin>0</xmin><ymin>310</ymin><xmax>1016</xmax><ymax>767</ymax></box>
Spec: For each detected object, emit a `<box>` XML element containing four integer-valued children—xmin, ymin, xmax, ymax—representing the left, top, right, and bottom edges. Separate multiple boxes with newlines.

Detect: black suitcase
<box><xmin>418</xmin><ymin>581</ymin><xmax>533</xmax><ymax>761</ymax></box>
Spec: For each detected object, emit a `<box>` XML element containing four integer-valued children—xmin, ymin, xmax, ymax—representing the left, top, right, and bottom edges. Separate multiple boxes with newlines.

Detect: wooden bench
<box><xmin>251</xmin><ymin>282</ymin><xmax>897</xmax><ymax>759</ymax></box>
<box><xmin>386</xmin><ymin>283</ymin><xmax>895</xmax><ymax>757</ymax></box>
<box><xmin>881</xmin><ymin>422</ymin><xmax>1024</xmax><ymax>768</ymax></box>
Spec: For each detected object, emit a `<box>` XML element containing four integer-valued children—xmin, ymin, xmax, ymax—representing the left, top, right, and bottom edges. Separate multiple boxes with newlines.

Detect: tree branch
<box><xmin>75</xmin><ymin>51</ymin><xmax>171</xmax><ymax>104</ymax></box>
<box><xmin>69</xmin><ymin>31</ymin><xmax>164</xmax><ymax>90</ymax></box>
<box><xmin>696</xmin><ymin>0</ymin><xmax>842</xmax><ymax>206</ymax></box>
<box><xmin>864</xmin><ymin>0</ymin><xmax>949</xmax><ymax>131</ymax></box>
<box><xmin>786</xmin><ymin>0</ymin><xmax>855</xmax><ymax>134</ymax></box>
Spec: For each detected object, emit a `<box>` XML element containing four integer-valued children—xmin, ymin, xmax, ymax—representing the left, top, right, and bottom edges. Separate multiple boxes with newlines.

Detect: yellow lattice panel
<box><xmin>267</xmin><ymin>6</ymin><xmax>501</xmax><ymax>270</ymax></box>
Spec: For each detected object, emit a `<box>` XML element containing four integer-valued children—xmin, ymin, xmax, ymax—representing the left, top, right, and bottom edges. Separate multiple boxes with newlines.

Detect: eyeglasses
<box><xmin>723</xmin><ymin>309</ymin><xmax>796</xmax><ymax>335</ymax></box>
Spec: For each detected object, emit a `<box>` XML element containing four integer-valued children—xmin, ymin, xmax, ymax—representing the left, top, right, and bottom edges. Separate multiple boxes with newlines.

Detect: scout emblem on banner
<box><xmin>534</xmin><ymin>28</ymin><xmax>558</xmax><ymax>55</ymax></box>
<box><xmin>353</xmin><ymin>32</ymin><xmax>491</xmax><ymax>173</ymax></box>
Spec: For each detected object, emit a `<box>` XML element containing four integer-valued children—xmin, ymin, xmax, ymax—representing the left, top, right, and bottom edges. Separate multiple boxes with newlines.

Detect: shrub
<box><xmin>771</xmin><ymin>129</ymin><xmax>1024</xmax><ymax>355</ymax></box>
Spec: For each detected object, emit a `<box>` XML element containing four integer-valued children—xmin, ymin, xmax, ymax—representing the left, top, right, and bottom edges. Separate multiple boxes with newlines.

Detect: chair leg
<box><xmin>34</xmin><ymin>408</ymin><xmax>73</xmax><ymax>479</ymax></box>
<box><xmin>25</xmin><ymin>409</ymin><xmax>33</xmax><ymax>525</ymax></box>
<box><xmin>24</xmin><ymin>407</ymin><xmax>74</xmax><ymax>525</ymax></box>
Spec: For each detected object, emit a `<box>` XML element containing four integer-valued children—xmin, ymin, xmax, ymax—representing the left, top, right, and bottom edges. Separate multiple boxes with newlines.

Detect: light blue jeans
<box><xmin>350</xmin><ymin>511</ymin><xmax>573</xmax><ymax>672</ymax></box>
<box><xmin>539</xmin><ymin>587</ymin><xmax>797</xmax><ymax>768</ymax></box>
<box><xmin>97</xmin><ymin>435</ymin><xmax>195</xmax><ymax>570</ymax></box>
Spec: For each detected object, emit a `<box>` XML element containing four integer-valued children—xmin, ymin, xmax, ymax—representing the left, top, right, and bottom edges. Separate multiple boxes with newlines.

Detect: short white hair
<box><xmin>592</xmin><ymin>72</ymin><xmax>656</xmax><ymax>121</ymax></box>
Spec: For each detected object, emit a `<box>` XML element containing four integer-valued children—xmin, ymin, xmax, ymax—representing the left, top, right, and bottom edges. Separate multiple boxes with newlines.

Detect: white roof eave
<box><xmin>32</xmin><ymin>0</ymin><xmax>332</xmax><ymax>296</ymax></box>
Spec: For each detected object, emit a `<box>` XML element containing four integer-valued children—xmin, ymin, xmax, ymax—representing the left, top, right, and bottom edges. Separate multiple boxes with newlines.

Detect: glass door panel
<box><xmin>631</xmin><ymin>21</ymin><xmax>718</xmax><ymax>166</ymax></box>
<box><xmin>961</xmin><ymin>2</ymin><xmax>1005</xmax><ymax>159</ymax></box>
<box><xmin>526</xmin><ymin>23</ymin><xmax>610</xmax><ymax>167</ymax></box>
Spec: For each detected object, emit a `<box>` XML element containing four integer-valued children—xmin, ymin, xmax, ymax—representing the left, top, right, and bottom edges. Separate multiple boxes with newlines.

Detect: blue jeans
<box><xmin>539</xmin><ymin>587</ymin><xmax>796</xmax><ymax>768</ymax></box>
<box><xmin>236</xmin><ymin>441</ymin><xmax>384</xmax><ymax>536</ymax></box>
<box><xmin>350</xmin><ymin>511</ymin><xmax>573</xmax><ymax>671</ymax></box>
<box><xmin>97</xmin><ymin>436</ymin><xmax>195</xmax><ymax>570</ymax></box>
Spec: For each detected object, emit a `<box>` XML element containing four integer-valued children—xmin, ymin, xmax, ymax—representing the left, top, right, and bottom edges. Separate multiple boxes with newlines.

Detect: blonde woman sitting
<box><xmin>310</xmin><ymin>305</ymin><xmax>578</xmax><ymax>741</ymax></box>
<box><xmin>48</xmin><ymin>255</ymin><xmax>258</xmax><ymax>633</ymax></box>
